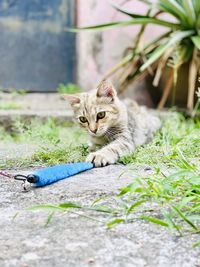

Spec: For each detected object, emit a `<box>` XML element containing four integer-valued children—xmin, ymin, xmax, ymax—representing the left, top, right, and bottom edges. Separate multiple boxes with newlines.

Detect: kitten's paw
<box><xmin>86</xmin><ymin>152</ymin><xmax>115</xmax><ymax>167</ymax></box>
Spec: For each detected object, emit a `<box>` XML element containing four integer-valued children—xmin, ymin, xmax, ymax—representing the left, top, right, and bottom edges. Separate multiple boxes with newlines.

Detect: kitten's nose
<box><xmin>90</xmin><ymin>128</ymin><xmax>97</xmax><ymax>134</ymax></box>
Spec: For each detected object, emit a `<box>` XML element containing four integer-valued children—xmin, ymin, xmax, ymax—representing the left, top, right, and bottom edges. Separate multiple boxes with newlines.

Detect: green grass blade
<box><xmin>177</xmin><ymin>196</ymin><xmax>196</xmax><ymax>209</ymax></box>
<box><xmin>172</xmin><ymin>206</ymin><xmax>198</xmax><ymax>230</ymax></box>
<box><xmin>27</xmin><ymin>204</ymin><xmax>63</xmax><ymax>211</ymax></box>
<box><xmin>127</xmin><ymin>200</ymin><xmax>146</xmax><ymax>214</ymax></box>
<box><xmin>176</xmin><ymin>148</ymin><xmax>196</xmax><ymax>170</ymax></box>
<box><xmin>91</xmin><ymin>205</ymin><xmax>119</xmax><ymax>214</ymax></box>
<box><xmin>59</xmin><ymin>202</ymin><xmax>82</xmax><ymax>209</ymax></box>
<box><xmin>45</xmin><ymin>212</ymin><xmax>55</xmax><ymax>227</ymax></box>
<box><xmin>140</xmin><ymin>216</ymin><xmax>169</xmax><ymax>227</ymax></box>
<box><xmin>162</xmin><ymin>210</ymin><xmax>182</xmax><ymax>235</ymax></box>
<box><xmin>193</xmin><ymin>240</ymin><xmax>200</xmax><ymax>248</ymax></box>
<box><xmin>107</xmin><ymin>218</ymin><xmax>125</xmax><ymax>228</ymax></box>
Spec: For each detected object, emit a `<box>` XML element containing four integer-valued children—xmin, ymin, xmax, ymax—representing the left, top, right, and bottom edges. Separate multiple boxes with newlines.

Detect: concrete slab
<box><xmin>0</xmin><ymin>93</ymin><xmax>73</xmax><ymax>127</ymax></box>
<box><xmin>0</xmin><ymin>165</ymin><xmax>199</xmax><ymax>267</ymax></box>
<box><xmin>0</xmin><ymin>93</ymin><xmax>70</xmax><ymax>110</ymax></box>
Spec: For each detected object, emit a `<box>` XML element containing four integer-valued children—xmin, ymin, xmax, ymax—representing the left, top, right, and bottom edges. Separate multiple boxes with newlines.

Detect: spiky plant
<box><xmin>71</xmin><ymin>0</ymin><xmax>200</xmax><ymax>111</ymax></box>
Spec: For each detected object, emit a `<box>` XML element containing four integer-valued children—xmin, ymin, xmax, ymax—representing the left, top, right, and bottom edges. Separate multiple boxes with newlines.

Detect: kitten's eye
<box><xmin>79</xmin><ymin>116</ymin><xmax>88</xmax><ymax>123</ymax></box>
<box><xmin>97</xmin><ymin>111</ymin><xmax>106</xmax><ymax>120</ymax></box>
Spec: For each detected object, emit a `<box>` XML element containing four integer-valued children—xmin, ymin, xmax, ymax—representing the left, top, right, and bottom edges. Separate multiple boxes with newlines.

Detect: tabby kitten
<box><xmin>65</xmin><ymin>80</ymin><xmax>161</xmax><ymax>167</ymax></box>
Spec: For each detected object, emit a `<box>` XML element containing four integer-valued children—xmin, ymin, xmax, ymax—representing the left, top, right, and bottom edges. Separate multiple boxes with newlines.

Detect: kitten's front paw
<box><xmin>86</xmin><ymin>152</ymin><xmax>116</xmax><ymax>167</ymax></box>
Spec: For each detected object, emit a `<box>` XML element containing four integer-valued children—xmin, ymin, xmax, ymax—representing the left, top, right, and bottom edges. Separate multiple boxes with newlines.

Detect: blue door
<box><xmin>0</xmin><ymin>0</ymin><xmax>76</xmax><ymax>91</ymax></box>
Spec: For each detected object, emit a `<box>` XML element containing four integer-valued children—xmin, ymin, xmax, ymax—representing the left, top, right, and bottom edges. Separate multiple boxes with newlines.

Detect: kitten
<box><xmin>65</xmin><ymin>80</ymin><xmax>161</xmax><ymax>167</ymax></box>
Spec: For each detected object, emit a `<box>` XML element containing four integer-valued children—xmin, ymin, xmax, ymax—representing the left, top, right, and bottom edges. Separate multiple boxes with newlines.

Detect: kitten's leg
<box><xmin>86</xmin><ymin>135</ymin><xmax>135</xmax><ymax>167</ymax></box>
<box><xmin>88</xmin><ymin>141</ymin><xmax>97</xmax><ymax>152</ymax></box>
<box><xmin>88</xmin><ymin>136</ymin><xmax>107</xmax><ymax>152</ymax></box>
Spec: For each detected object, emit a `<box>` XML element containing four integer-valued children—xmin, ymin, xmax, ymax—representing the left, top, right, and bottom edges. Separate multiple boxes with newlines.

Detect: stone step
<box><xmin>0</xmin><ymin>109</ymin><xmax>74</xmax><ymax>129</ymax></box>
<box><xmin>0</xmin><ymin>93</ymin><xmax>74</xmax><ymax>128</ymax></box>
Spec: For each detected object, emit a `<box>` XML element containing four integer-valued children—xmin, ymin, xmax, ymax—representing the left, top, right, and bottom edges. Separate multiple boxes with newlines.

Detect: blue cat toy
<box><xmin>14</xmin><ymin>162</ymin><xmax>94</xmax><ymax>188</ymax></box>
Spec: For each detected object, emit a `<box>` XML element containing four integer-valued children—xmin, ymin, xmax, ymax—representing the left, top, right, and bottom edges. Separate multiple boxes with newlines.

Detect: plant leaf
<box><xmin>45</xmin><ymin>211</ymin><xmax>55</xmax><ymax>227</ymax></box>
<box><xmin>107</xmin><ymin>218</ymin><xmax>125</xmax><ymax>228</ymax></box>
<box><xmin>138</xmin><ymin>0</ymin><xmax>152</xmax><ymax>5</ymax></box>
<box><xmin>192</xmin><ymin>0</ymin><xmax>200</xmax><ymax>16</ymax></box>
<box><xmin>110</xmin><ymin>1</ymin><xmax>152</xmax><ymax>19</ymax></box>
<box><xmin>127</xmin><ymin>200</ymin><xmax>146</xmax><ymax>214</ymax></box>
<box><xmin>176</xmin><ymin>147</ymin><xmax>196</xmax><ymax>170</ymax></box>
<box><xmin>140</xmin><ymin>30</ymin><xmax>195</xmax><ymax>71</ymax></box>
<box><xmin>27</xmin><ymin>204</ymin><xmax>63</xmax><ymax>211</ymax></box>
<box><xmin>177</xmin><ymin>196</ymin><xmax>196</xmax><ymax>209</ymax></box>
<box><xmin>182</xmin><ymin>0</ymin><xmax>196</xmax><ymax>26</ymax></box>
<box><xmin>140</xmin><ymin>216</ymin><xmax>169</xmax><ymax>227</ymax></box>
<box><xmin>191</xmin><ymin>36</ymin><xmax>200</xmax><ymax>50</ymax></box>
<box><xmin>59</xmin><ymin>202</ymin><xmax>82</xmax><ymax>209</ymax></box>
<box><xmin>91</xmin><ymin>205</ymin><xmax>118</xmax><ymax>214</ymax></box>
<box><xmin>193</xmin><ymin>240</ymin><xmax>200</xmax><ymax>248</ymax></box>
<box><xmin>172</xmin><ymin>206</ymin><xmax>198</xmax><ymax>230</ymax></box>
<box><xmin>162</xmin><ymin>210</ymin><xmax>182</xmax><ymax>234</ymax></box>
<box><xmin>158</xmin><ymin>0</ymin><xmax>187</xmax><ymax>24</ymax></box>
<box><xmin>67</xmin><ymin>19</ymin><xmax>180</xmax><ymax>32</ymax></box>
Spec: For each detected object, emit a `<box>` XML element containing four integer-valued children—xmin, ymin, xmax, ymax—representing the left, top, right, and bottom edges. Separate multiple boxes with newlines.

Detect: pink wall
<box><xmin>76</xmin><ymin>0</ymin><xmax>165</xmax><ymax>92</ymax></box>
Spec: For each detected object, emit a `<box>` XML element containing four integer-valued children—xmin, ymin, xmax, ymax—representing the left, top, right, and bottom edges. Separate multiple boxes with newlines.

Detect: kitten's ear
<box><xmin>96</xmin><ymin>80</ymin><xmax>116</xmax><ymax>99</ymax></box>
<box><xmin>63</xmin><ymin>94</ymin><xmax>81</xmax><ymax>106</ymax></box>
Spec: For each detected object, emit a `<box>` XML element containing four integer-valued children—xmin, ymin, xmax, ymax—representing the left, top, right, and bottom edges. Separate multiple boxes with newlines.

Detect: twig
<box><xmin>187</xmin><ymin>48</ymin><xmax>199</xmax><ymax>111</ymax></box>
<box><xmin>157</xmin><ymin>70</ymin><xmax>173</xmax><ymax>109</ymax></box>
<box><xmin>153</xmin><ymin>47</ymin><xmax>174</xmax><ymax>87</ymax></box>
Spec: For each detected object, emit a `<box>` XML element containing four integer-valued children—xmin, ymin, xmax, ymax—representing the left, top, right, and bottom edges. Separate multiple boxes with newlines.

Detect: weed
<box><xmin>57</xmin><ymin>83</ymin><xmax>82</xmax><ymax>94</ymax></box>
<box><xmin>0</xmin><ymin>118</ymin><xmax>87</xmax><ymax>169</ymax></box>
<box><xmin>0</xmin><ymin>102</ymin><xmax>22</xmax><ymax>110</ymax></box>
<box><xmin>120</xmin><ymin>113</ymin><xmax>200</xmax><ymax>166</ymax></box>
<box><xmin>7</xmin><ymin>88</ymin><xmax>28</xmax><ymax>95</ymax></box>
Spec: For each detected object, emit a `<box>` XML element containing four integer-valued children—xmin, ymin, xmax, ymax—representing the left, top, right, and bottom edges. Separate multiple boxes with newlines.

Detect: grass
<box><xmin>0</xmin><ymin>102</ymin><xmax>22</xmax><ymax>110</ymax></box>
<box><xmin>1</xmin><ymin>112</ymin><xmax>200</xmax><ymax>246</ymax></box>
<box><xmin>57</xmin><ymin>83</ymin><xmax>82</xmax><ymax>94</ymax></box>
<box><xmin>121</xmin><ymin>113</ymin><xmax>200</xmax><ymax>166</ymax></box>
<box><xmin>2</xmin><ymin>112</ymin><xmax>199</xmax><ymax>168</ymax></box>
<box><xmin>0</xmin><ymin>119</ymin><xmax>88</xmax><ymax>169</ymax></box>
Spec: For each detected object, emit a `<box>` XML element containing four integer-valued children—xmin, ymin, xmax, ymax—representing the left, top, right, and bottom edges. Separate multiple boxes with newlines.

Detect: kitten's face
<box><xmin>65</xmin><ymin>81</ymin><xmax>120</xmax><ymax>137</ymax></box>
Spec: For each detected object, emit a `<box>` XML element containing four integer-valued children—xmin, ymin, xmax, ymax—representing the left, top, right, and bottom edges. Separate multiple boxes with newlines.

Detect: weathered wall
<box><xmin>0</xmin><ymin>0</ymin><xmax>76</xmax><ymax>91</ymax></box>
<box><xmin>76</xmin><ymin>0</ymin><xmax>164</xmax><ymax>98</ymax></box>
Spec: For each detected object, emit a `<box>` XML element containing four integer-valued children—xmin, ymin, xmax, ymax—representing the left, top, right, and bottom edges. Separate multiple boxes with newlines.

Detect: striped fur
<box><xmin>65</xmin><ymin>80</ymin><xmax>161</xmax><ymax>167</ymax></box>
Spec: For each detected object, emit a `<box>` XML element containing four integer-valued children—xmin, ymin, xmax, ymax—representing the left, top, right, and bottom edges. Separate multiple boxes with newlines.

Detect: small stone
<box><xmin>144</xmin><ymin>166</ymin><xmax>152</xmax><ymax>171</ymax></box>
<box><xmin>88</xmin><ymin>258</ymin><xmax>95</xmax><ymax>264</ymax></box>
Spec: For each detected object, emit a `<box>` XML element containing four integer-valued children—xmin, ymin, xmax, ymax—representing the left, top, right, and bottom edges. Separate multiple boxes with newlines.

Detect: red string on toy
<box><xmin>0</xmin><ymin>170</ymin><xmax>13</xmax><ymax>179</ymax></box>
